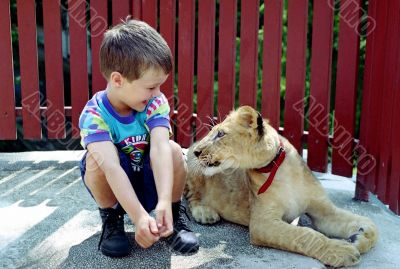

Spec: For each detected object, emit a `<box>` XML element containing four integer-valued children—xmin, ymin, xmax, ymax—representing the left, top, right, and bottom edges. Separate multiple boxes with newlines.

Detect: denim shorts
<box><xmin>79</xmin><ymin>148</ymin><xmax>158</xmax><ymax>213</ymax></box>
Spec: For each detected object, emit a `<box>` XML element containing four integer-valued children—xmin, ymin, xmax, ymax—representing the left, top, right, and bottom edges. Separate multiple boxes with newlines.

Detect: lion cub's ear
<box><xmin>236</xmin><ymin>106</ymin><xmax>265</xmax><ymax>137</ymax></box>
<box><xmin>236</xmin><ymin>106</ymin><xmax>257</xmax><ymax>127</ymax></box>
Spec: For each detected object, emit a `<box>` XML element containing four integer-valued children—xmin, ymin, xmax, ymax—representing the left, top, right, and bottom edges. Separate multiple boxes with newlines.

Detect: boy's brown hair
<box><xmin>99</xmin><ymin>19</ymin><xmax>173</xmax><ymax>81</ymax></box>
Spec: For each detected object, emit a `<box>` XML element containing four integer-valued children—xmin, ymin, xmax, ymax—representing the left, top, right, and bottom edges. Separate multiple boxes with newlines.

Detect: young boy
<box><xmin>78</xmin><ymin>19</ymin><xmax>199</xmax><ymax>257</ymax></box>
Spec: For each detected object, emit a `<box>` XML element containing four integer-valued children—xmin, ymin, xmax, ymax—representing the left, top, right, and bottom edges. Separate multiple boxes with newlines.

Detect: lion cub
<box><xmin>185</xmin><ymin>106</ymin><xmax>378</xmax><ymax>268</ymax></box>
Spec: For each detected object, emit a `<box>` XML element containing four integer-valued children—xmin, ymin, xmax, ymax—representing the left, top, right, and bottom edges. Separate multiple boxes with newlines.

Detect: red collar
<box><xmin>255</xmin><ymin>140</ymin><xmax>286</xmax><ymax>195</ymax></box>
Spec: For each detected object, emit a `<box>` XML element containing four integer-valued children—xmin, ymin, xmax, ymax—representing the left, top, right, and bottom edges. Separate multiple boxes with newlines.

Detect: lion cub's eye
<box><xmin>217</xmin><ymin>130</ymin><xmax>225</xmax><ymax>138</ymax></box>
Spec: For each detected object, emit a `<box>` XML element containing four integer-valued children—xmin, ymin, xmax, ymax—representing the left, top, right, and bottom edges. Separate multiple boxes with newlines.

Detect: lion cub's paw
<box><xmin>191</xmin><ymin>205</ymin><xmax>220</xmax><ymax>224</ymax></box>
<box><xmin>348</xmin><ymin>222</ymin><xmax>379</xmax><ymax>253</ymax></box>
<box><xmin>318</xmin><ymin>240</ymin><xmax>361</xmax><ymax>267</ymax></box>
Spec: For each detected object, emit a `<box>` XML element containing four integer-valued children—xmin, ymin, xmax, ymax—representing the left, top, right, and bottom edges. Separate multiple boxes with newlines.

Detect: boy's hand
<box><xmin>135</xmin><ymin>213</ymin><xmax>160</xmax><ymax>248</ymax></box>
<box><xmin>155</xmin><ymin>200</ymin><xmax>173</xmax><ymax>237</ymax></box>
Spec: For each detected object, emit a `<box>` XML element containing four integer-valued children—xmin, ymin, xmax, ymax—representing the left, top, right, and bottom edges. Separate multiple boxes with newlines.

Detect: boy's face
<box><xmin>112</xmin><ymin>68</ymin><xmax>169</xmax><ymax>113</ymax></box>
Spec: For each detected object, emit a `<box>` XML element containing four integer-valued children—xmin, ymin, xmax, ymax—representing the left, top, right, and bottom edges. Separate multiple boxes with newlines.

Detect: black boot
<box><xmin>167</xmin><ymin>201</ymin><xmax>199</xmax><ymax>253</ymax></box>
<box><xmin>98</xmin><ymin>207</ymin><xmax>130</xmax><ymax>257</ymax></box>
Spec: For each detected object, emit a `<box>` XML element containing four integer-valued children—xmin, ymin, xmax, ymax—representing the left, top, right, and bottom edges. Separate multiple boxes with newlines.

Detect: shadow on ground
<box><xmin>58</xmin><ymin>232</ymin><xmax>174</xmax><ymax>269</ymax></box>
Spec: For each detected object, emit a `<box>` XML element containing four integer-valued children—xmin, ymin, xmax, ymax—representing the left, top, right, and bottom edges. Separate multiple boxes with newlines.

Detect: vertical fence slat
<box><xmin>142</xmin><ymin>0</ymin><xmax>157</xmax><ymax>29</ymax></box>
<box><xmin>177</xmin><ymin>0</ymin><xmax>195</xmax><ymax>147</ymax></box>
<box><xmin>376</xmin><ymin>0</ymin><xmax>398</xmax><ymax>203</ymax></box>
<box><xmin>307</xmin><ymin>0</ymin><xmax>334</xmax><ymax>172</ymax></box>
<box><xmin>364</xmin><ymin>0</ymin><xmax>389</xmax><ymax>193</ymax></box>
<box><xmin>217</xmin><ymin>0</ymin><xmax>237</xmax><ymax>120</ymax></box>
<box><xmin>69</xmin><ymin>0</ymin><xmax>89</xmax><ymax>138</ymax></box>
<box><xmin>196</xmin><ymin>0</ymin><xmax>216</xmax><ymax>139</ymax></box>
<box><xmin>112</xmin><ymin>0</ymin><xmax>131</xmax><ymax>26</ymax></box>
<box><xmin>283</xmin><ymin>0</ymin><xmax>308</xmax><ymax>154</ymax></box>
<box><xmin>159</xmin><ymin>0</ymin><xmax>176</xmax><ymax>111</ymax></box>
<box><xmin>331</xmin><ymin>0</ymin><xmax>361</xmax><ymax>177</ymax></box>
<box><xmin>0</xmin><ymin>1</ymin><xmax>17</xmax><ymax>139</ymax></box>
<box><xmin>43</xmin><ymin>0</ymin><xmax>65</xmax><ymax>139</ymax></box>
<box><xmin>356</xmin><ymin>0</ymin><xmax>377</xmax><ymax>199</ymax></box>
<box><xmin>261</xmin><ymin>0</ymin><xmax>283</xmax><ymax>129</ymax></box>
<box><xmin>238</xmin><ymin>0</ymin><xmax>259</xmax><ymax>107</ymax></box>
<box><xmin>131</xmin><ymin>0</ymin><xmax>142</xmax><ymax>20</ymax></box>
<box><xmin>390</xmin><ymin>105</ymin><xmax>400</xmax><ymax>213</ymax></box>
<box><xmin>17</xmin><ymin>0</ymin><xmax>41</xmax><ymax>139</ymax></box>
<box><xmin>90</xmin><ymin>0</ymin><xmax>108</xmax><ymax>95</ymax></box>
<box><xmin>387</xmin><ymin>1</ymin><xmax>400</xmax><ymax>214</ymax></box>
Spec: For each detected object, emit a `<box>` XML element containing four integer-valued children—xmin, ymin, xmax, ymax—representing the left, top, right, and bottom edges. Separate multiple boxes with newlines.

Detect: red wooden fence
<box><xmin>283</xmin><ymin>0</ymin><xmax>308</xmax><ymax>155</ymax></box>
<box><xmin>217</xmin><ymin>0</ymin><xmax>237</xmax><ymax>120</ymax></box>
<box><xmin>261</xmin><ymin>0</ymin><xmax>282</xmax><ymax>130</ymax></box>
<box><xmin>332</xmin><ymin>0</ymin><xmax>361</xmax><ymax>177</ymax></box>
<box><xmin>356</xmin><ymin>0</ymin><xmax>400</xmax><ymax>214</ymax></box>
<box><xmin>0</xmin><ymin>0</ymin><xmax>16</xmax><ymax>139</ymax></box>
<box><xmin>196</xmin><ymin>0</ymin><xmax>216</xmax><ymax>139</ymax></box>
<box><xmin>43</xmin><ymin>0</ymin><xmax>65</xmax><ymax>139</ymax></box>
<box><xmin>17</xmin><ymin>0</ymin><xmax>42</xmax><ymax>139</ymax></box>
<box><xmin>0</xmin><ymin>0</ymin><xmax>399</xmax><ymax>214</ymax></box>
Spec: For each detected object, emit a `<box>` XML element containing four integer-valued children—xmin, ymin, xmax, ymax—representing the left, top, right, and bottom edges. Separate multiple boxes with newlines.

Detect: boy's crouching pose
<box><xmin>78</xmin><ymin>19</ymin><xmax>199</xmax><ymax>257</ymax></box>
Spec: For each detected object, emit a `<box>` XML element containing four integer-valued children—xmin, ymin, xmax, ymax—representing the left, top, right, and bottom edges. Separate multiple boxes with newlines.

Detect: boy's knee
<box><xmin>169</xmin><ymin>140</ymin><xmax>183</xmax><ymax>158</ymax></box>
<box><xmin>169</xmin><ymin>140</ymin><xmax>187</xmax><ymax>171</ymax></box>
<box><xmin>85</xmin><ymin>151</ymin><xmax>106</xmax><ymax>178</ymax></box>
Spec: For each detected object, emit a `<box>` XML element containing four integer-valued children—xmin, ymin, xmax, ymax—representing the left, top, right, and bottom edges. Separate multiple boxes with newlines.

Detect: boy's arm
<box><xmin>87</xmin><ymin>141</ymin><xmax>148</xmax><ymax>222</ymax></box>
<box><xmin>150</xmin><ymin>126</ymin><xmax>174</xmax><ymax>237</ymax></box>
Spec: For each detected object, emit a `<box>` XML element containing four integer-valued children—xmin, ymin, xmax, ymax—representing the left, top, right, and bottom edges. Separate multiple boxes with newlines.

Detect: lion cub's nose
<box><xmin>194</xmin><ymin>150</ymin><xmax>202</xmax><ymax>157</ymax></box>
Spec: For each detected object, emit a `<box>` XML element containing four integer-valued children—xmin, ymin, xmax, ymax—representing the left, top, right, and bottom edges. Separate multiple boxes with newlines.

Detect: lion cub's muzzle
<box><xmin>193</xmin><ymin>150</ymin><xmax>202</xmax><ymax>158</ymax></box>
<box><xmin>193</xmin><ymin>149</ymin><xmax>221</xmax><ymax>167</ymax></box>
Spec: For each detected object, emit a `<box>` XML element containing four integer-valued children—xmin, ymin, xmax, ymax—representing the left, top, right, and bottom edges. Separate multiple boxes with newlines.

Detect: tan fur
<box><xmin>185</xmin><ymin>106</ymin><xmax>378</xmax><ymax>268</ymax></box>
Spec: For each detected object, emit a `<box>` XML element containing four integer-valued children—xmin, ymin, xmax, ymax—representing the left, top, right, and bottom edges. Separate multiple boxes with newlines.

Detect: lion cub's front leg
<box><xmin>185</xmin><ymin>173</ymin><xmax>221</xmax><ymax>224</ymax></box>
<box><xmin>190</xmin><ymin>204</ymin><xmax>220</xmax><ymax>224</ymax></box>
<box><xmin>187</xmin><ymin>195</ymin><xmax>220</xmax><ymax>224</ymax></box>
<box><xmin>250</xmin><ymin>212</ymin><xmax>361</xmax><ymax>267</ymax></box>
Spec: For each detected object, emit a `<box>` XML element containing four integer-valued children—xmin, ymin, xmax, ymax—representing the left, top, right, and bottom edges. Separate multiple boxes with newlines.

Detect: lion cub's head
<box><xmin>192</xmin><ymin>106</ymin><xmax>277</xmax><ymax>175</ymax></box>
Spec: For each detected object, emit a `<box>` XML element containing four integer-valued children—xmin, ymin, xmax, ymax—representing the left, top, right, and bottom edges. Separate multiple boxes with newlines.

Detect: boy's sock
<box><xmin>98</xmin><ymin>206</ymin><xmax>130</xmax><ymax>257</ymax></box>
<box><xmin>111</xmin><ymin>202</ymin><xmax>119</xmax><ymax>209</ymax></box>
<box><xmin>166</xmin><ymin>200</ymin><xmax>199</xmax><ymax>253</ymax></box>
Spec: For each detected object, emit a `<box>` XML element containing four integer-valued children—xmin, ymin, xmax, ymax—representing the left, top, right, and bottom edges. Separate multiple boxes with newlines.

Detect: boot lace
<box><xmin>173</xmin><ymin>204</ymin><xmax>192</xmax><ymax>232</ymax></box>
<box><xmin>98</xmin><ymin>212</ymin><xmax>125</xmax><ymax>250</ymax></box>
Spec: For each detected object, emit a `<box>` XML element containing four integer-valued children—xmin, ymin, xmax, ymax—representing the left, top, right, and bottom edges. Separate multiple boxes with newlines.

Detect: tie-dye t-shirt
<box><xmin>79</xmin><ymin>90</ymin><xmax>171</xmax><ymax>171</ymax></box>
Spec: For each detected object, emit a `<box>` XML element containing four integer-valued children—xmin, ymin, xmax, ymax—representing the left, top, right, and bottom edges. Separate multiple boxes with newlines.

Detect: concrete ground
<box><xmin>0</xmin><ymin>151</ymin><xmax>399</xmax><ymax>269</ymax></box>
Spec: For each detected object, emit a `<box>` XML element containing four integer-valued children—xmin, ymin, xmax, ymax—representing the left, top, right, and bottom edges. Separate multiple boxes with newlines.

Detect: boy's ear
<box><xmin>110</xmin><ymin>71</ymin><xmax>123</xmax><ymax>87</ymax></box>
